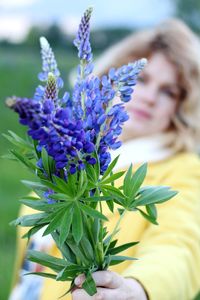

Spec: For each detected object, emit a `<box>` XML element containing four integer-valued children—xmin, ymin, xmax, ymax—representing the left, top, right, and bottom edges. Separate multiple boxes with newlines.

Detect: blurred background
<box><xmin>0</xmin><ymin>0</ymin><xmax>200</xmax><ymax>299</ymax></box>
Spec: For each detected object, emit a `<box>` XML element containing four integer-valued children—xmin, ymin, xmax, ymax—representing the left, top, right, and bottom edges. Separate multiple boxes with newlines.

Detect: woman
<box><xmin>10</xmin><ymin>19</ymin><xmax>200</xmax><ymax>300</ymax></box>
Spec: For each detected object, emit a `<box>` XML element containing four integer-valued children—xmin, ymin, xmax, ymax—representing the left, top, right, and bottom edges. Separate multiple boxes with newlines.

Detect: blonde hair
<box><xmin>94</xmin><ymin>19</ymin><xmax>200</xmax><ymax>153</ymax></box>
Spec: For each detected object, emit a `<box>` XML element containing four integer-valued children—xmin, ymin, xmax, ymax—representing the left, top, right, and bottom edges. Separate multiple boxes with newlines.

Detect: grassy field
<box><xmin>1</xmin><ymin>46</ymin><xmax>200</xmax><ymax>300</ymax></box>
<box><xmin>0</xmin><ymin>45</ymin><xmax>77</xmax><ymax>300</ymax></box>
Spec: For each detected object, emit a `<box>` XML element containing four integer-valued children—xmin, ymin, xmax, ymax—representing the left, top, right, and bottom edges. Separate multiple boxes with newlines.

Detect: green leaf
<box><xmin>76</xmin><ymin>170</ymin><xmax>88</xmax><ymax>198</ymax></box>
<box><xmin>66</xmin><ymin>173</ymin><xmax>78</xmax><ymax>197</ymax></box>
<box><xmin>123</xmin><ymin>164</ymin><xmax>133</xmax><ymax>196</ymax></box>
<box><xmin>72</xmin><ymin>204</ymin><xmax>83</xmax><ymax>244</ymax></box>
<box><xmin>3</xmin><ymin>131</ymin><xmax>33</xmax><ymax>150</ymax></box>
<box><xmin>43</xmin><ymin>208</ymin><xmax>67</xmax><ymax>236</ymax></box>
<box><xmin>27</xmin><ymin>250</ymin><xmax>67</xmax><ymax>272</ymax></box>
<box><xmin>135</xmin><ymin>187</ymin><xmax>177</xmax><ymax>206</ymax></box>
<box><xmin>80</xmin><ymin>236</ymin><xmax>94</xmax><ymax>260</ymax></box>
<box><xmin>41</xmin><ymin>147</ymin><xmax>51</xmax><ymax>178</ymax></box>
<box><xmin>66</xmin><ymin>236</ymin><xmax>89</xmax><ymax>265</ymax></box>
<box><xmin>20</xmin><ymin>199</ymin><xmax>62</xmax><ymax>212</ymax></box>
<box><xmin>85</xmin><ymin>163</ymin><xmax>97</xmax><ymax>183</ymax></box>
<box><xmin>22</xmin><ymin>224</ymin><xmax>44</xmax><ymax>240</ymax></box>
<box><xmin>82</xmin><ymin>196</ymin><xmax>112</xmax><ymax>202</ymax></box>
<box><xmin>109</xmin><ymin>255</ymin><xmax>137</xmax><ymax>266</ymax></box>
<box><xmin>56</xmin><ymin>265</ymin><xmax>87</xmax><ymax>281</ymax></box>
<box><xmin>100</xmin><ymin>171</ymin><xmax>125</xmax><ymax>185</ymax></box>
<box><xmin>24</xmin><ymin>272</ymin><xmax>57</xmax><ymax>279</ymax></box>
<box><xmin>82</xmin><ymin>271</ymin><xmax>97</xmax><ymax>296</ymax></box>
<box><xmin>107</xmin><ymin>241</ymin><xmax>139</xmax><ymax>255</ymax></box>
<box><xmin>41</xmin><ymin>179</ymin><xmax>64</xmax><ymax>194</ymax></box>
<box><xmin>52</xmin><ymin>175</ymin><xmax>75</xmax><ymax>197</ymax></box>
<box><xmin>11</xmin><ymin>149</ymin><xmax>35</xmax><ymax>172</ymax></box>
<box><xmin>137</xmin><ymin>208</ymin><xmax>158</xmax><ymax>225</ymax></box>
<box><xmin>50</xmin><ymin>193</ymin><xmax>73</xmax><ymax>201</ymax></box>
<box><xmin>10</xmin><ymin>213</ymin><xmax>48</xmax><ymax>227</ymax></box>
<box><xmin>92</xmin><ymin>218</ymin><xmax>100</xmax><ymax>244</ymax></box>
<box><xmin>129</xmin><ymin>163</ymin><xmax>147</xmax><ymax>197</ymax></box>
<box><xmin>59</xmin><ymin>208</ymin><xmax>73</xmax><ymax>246</ymax></box>
<box><xmin>79</xmin><ymin>202</ymin><xmax>108</xmax><ymax>221</ymax></box>
<box><xmin>146</xmin><ymin>204</ymin><xmax>157</xmax><ymax>219</ymax></box>
<box><xmin>51</xmin><ymin>231</ymin><xmax>76</xmax><ymax>264</ymax></box>
<box><xmin>21</xmin><ymin>180</ymin><xmax>47</xmax><ymax>191</ymax></box>
<box><xmin>101</xmin><ymin>155</ymin><xmax>120</xmax><ymax>180</ymax></box>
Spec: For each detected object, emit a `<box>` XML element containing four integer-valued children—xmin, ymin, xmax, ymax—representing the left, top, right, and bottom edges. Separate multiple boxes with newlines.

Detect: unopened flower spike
<box><xmin>44</xmin><ymin>72</ymin><xmax>58</xmax><ymax>102</ymax></box>
<box><xmin>74</xmin><ymin>7</ymin><xmax>93</xmax><ymax>62</ymax></box>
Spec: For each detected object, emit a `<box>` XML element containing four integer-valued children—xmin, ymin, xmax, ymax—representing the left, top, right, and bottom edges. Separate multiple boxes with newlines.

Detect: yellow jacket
<box><xmin>12</xmin><ymin>152</ymin><xmax>200</xmax><ymax>300</ymax></box>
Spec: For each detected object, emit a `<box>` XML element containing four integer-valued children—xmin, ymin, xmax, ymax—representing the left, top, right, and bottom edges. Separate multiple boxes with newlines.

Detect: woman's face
<box><xmin>121</xmin><ymin>52</ymin><xmax>180</xmax><ymax>140</ymax></box>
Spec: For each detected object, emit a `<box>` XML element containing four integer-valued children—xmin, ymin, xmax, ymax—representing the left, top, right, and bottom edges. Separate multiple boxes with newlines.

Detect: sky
<box><xmin>0</xmin><ymin>0</ymin><xmax>174</xmax><ymax>42</ymax></box>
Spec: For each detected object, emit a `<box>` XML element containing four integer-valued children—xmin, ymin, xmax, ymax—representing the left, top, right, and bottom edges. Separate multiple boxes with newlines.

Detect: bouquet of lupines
<box><xmin>5</xmin><ymin>7</ymin><xmax>177</xmax><ymax>296</ymax></box>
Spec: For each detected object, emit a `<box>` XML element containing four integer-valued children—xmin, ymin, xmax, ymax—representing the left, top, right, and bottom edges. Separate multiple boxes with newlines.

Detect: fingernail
<box><xmin>75</xmin><ymin>276</ymin><xmax>81</xmax><ymax>286</ymax></box>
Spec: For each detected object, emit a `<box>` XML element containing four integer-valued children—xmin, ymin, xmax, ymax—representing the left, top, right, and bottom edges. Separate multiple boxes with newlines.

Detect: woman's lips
<box><xmin>130</xmin><ymin>108</ymin><xmax>152</xmax><ymax>119</ymax></box>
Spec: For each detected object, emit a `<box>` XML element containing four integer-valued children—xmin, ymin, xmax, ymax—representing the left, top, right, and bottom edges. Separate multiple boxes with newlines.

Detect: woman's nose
<box><xmin>140</xmin><ymin>85</ymin><xmax>157</xmax><ymax>105</ymax></box>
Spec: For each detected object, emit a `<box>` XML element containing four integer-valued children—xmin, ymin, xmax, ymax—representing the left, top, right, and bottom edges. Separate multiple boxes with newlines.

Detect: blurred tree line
<box><xmin>0</xmin><ymin>0</ymin><xmax>200</xmax><ymax>50</ymax></box>
<box><xmin>0</xmin><ymin>24</ymin><xmax>132</xmax><ymax>54</ymax></box>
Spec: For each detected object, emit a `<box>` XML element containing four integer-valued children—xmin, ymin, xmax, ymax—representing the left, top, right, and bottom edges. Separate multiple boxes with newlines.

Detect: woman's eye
<box><xmin>161</xmin><ymin>88</ymin><xmax>177</xmax><ymax>99</ymax></box>
<box><xmin>137</xmin><ymin>76</ymin><xmax>146</xmax><ymax>83</ymax></box>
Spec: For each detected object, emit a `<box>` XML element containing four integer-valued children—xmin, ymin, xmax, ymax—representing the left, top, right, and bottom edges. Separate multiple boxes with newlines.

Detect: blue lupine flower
<box><xmin>74</xmin><ymin>7</ymin><xmax>93</xmax><ymax>63</ymax></box>
<box><xmin>7</xmin><ymin>7</ymin><xmax>147</xmax><ymax>177</ymax></box>
<box><xmin>43</xmin><ymin>189</ymin><xmax>56</xmax><ymax>204</ymax></box>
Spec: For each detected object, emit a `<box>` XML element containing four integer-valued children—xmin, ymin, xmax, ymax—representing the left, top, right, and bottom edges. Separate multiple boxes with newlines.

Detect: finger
<box><xmin>72</xmin><ymin>287</ymin><xmax>99</xmax><ymax>300</ymax></box>
<box><xmin>72</xmin><ymin>287</ymin><xmax>121</xmax><ymax>300</ymax></box>
<box><xmin>75</xmin><ymin>270</ymin><xmax>123</xmax><ymax>289</ymax></box>
<box><xmin>92</xmin><ymin>270</ymin><xmax>123</xmax><ymax>289</ymax></box>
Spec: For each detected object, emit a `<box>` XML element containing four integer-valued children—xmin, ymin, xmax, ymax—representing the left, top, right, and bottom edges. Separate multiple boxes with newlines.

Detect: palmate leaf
<box><xmin>43</xmin><ymin>203</ymin><xmax>72</xmax><ymax>236</ymax></box>
<box><xmin>27</xmin><ymin>250</ymin><xmax>68</xmax><ymax>272</ymax></box>
<box><xmin>52</xmin><ymin>175</ymin><xmax>75</xmax><ymax>197</ymax></box>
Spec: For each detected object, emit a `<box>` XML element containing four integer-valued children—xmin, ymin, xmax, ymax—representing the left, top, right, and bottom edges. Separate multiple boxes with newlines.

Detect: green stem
<box><xmin>80</xmin><ymin>59</ymin><xmax>86</xmax><ymax>118</ymax></box>
<box><xmin>104</xmin><ymin>210</ymin><xmax>126</xmax><ymax>255</ymax></box>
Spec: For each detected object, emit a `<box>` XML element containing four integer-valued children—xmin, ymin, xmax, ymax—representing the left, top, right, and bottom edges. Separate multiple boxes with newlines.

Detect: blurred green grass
<box><xmin>1</xmin><ymin>46</ymin><xmax>200</xmax><ymax>300</ymax></box>
<box><xmin>0</xmin><ymin>46</ymin><xmax>77</xmax><ymax>300</ymax></box>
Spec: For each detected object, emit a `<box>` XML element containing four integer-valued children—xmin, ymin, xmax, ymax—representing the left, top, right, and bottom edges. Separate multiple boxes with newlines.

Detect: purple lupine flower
<box><xmin>74</xmin><ymin>7</ymin><xmax>93</xmax><ymax>63</ymax></box>
<box><xmin>43</xmin><ymin>189</ymin><xmax>56</xmax><ymax>204</ymax></box>
<box><xmin>7</xmin><ymin>8</ymin><xmax>147</xmax><ymax>177</ymax></box>
<box><xmin>39</xmin><ymin>37</ymin><xmax>63</xmax><ymax>86</ymax></box>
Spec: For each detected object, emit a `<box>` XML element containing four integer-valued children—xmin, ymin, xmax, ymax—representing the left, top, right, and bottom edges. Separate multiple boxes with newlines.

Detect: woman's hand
<box><xmin>72</xmin><ymin>270</ymin><xmax>148</xmax><ymax>300</ymax></box>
